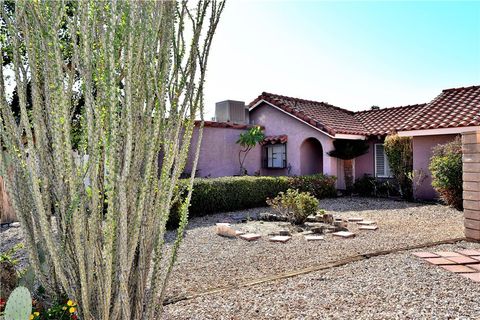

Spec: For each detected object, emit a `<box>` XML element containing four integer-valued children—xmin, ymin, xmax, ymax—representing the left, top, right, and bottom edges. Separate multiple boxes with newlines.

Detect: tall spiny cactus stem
<box><xmin>4</xmin><ymin>287</ymin><xmax>32</xmax><ymax>320</ymax></box>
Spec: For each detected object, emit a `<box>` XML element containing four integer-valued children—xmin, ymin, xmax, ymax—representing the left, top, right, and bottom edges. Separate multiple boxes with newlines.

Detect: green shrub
<box><xmin>353</xmin><ymin>174</ymin><xmax>376</xmax><ymax>196</ymax></box>
<box><xmin>288</xmin><ymin>174</ymin><xmax>337</xmax><ymax>198</ymax></box>
<box><xmin>266</xmin><ymin>189</ymin><xmax>319</xmax><ymax>225</ymax></box>
<box><xmin>384</xmin><ymin>134</ymin><xmax>413</xmax><ymax>199</ymax></box>
<box><xmin>429</xmin><ymin>137</ymin><xmax>463</xmax><ymax>210</ymax></box>
<box><xmin>353</xmin><ymin>174</ymin><xmax>400</xmax><ymax>198</ymax></box>
<box><xmin>168</xmin><ymin>174</ymin><xmax>336</xmax><ymax>228</ymax></box>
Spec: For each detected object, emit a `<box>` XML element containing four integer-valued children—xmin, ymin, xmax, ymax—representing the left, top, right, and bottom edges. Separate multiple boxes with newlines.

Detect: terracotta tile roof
<box><xmin>261</xmin><ymin>135</ymin><xmax>288</xmax><ymax>145</ymax></box>
<box><xmin>249</xmin><ymin>92</ymin><xmax>368</xmax><ymax>136</ymax></box>
<box><xmin>354</xmin><ymin>104</ymin><xmax>426</xmax><ymax>136</ymax></box>
<box><xmin>399</xmin><ymin>85</ymin><xmax>480</xmax><ymax>131</ymax></box>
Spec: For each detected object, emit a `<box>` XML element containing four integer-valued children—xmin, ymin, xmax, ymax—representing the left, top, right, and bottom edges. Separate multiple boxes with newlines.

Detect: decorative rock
<box><xmin>310</xmin><ymin>227</ymin><xmax>324</xmax><ymax>234</ymax></box>
<box><xmin>240</xmin><ymin>233</ymin><xmax>261</xmax><ymax>241</ymax></box>
<box><xmin>359</xmin><ymin>225</ymin><xmax>378</xmax><ymax>231</ymax></box>
<box><xmin>333</xmin><ymin>220</ymin><xmax>348</xmax><ymax>229</ymax></box>
<box><xmin>347</xmin><ymin>217</ymin><xmax>363</xmax><ymax>222</ymax></box>
<box><xmin>331</xmin><ymin>231</ymin><xmax>355</xmax><ymax>238</ymax></box>
<box><xmin>304</xmin><ymin>235</ymin><xmax>324</xmax><ymax>241</ymax></box>
<box><xmin>357</xmin><ymin>221</ymin><xmax>376</xmax><ymax>226</ymax></box>
<box><xmin>215</xmin><ymin>224</ymin><xmax>237</xmax><ymax>238</ymax></box>
<box><xmin>322</xmin><ymin>213</ymin><xmax>334</xmax><ymax>224</ymax></box>
<box><xmin>279</xmin><ymin>230</ymin><xmax>291</xmax><ymax>236</ymax></box>
<box><xmin>269</xmin><ymin>236</ymin><xmax>291</xmax><ymax>243</ymax></box>
<box><xmin>9</xmin><ymin>222</ymin><xmax>20</xmax><ymax>228</ymax></box>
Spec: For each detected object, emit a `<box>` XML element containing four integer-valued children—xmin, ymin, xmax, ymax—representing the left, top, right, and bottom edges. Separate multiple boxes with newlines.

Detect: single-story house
<box><xmin>184</xmin><ymin>85</ymin><xmax>480</xmax><ymax>200</ymax></box>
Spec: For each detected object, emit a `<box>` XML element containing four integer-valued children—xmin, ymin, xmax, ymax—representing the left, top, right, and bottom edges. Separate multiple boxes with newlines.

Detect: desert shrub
<box><xmin>429</xmin><ymin>138</ymin><xmax>463</xmax><ymax>210</ymax></box>
<box><xmin>353</xmin><ymin>175</ymin><xmax>400</xmax><ymax>198</ymax></box>
<box><xmin>266</xmin><ymin>189</ymin><xmax>319</xmax><ymax>225</ymax></box>
<box><xmin>288</xmin><ymin>174</ymin><xmax>337</xmax><ymax>198</ymax></box>
<box><xmin>384</xmin><ymin>134</ymin><xmax>413</xmax><ymax>199</ymax></box>
<box><xmin>353</xmin><ymin>174</ymin><xmax>376</xmax><ymax>196</ymax></box>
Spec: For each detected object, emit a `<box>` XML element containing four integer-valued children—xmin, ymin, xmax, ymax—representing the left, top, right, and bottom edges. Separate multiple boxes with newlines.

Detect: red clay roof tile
<box><xmin>399</xmin><ymin>85</ymin><xmax>480</xmax><ymax>131</ymax></box>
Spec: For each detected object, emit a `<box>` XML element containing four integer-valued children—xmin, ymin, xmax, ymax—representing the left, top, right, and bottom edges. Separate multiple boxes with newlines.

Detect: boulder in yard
<box><xmin>215</xmin><ymin>224</ymin><xmax>238</xmax><ymax>238</ymax></box>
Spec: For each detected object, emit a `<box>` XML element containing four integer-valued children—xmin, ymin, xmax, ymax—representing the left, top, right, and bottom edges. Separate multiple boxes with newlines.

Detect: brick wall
<box><xmin>463</xmin><ymin>131</ymin><xmax>480</xmax><ymax>240</ymax></box>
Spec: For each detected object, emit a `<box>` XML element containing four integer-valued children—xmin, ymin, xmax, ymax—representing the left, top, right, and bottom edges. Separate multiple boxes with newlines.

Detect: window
<box><xmin>263</xmin><ymin>144</ymin><xmax>287</xmax><ymax>169</ymax></box>
<box><xmin>375</xmin><ymin>144</ymin><xmax>391</xmax><ymax>178</ymax></box>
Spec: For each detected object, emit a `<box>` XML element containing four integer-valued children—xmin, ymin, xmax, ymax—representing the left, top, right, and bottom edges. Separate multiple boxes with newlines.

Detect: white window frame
<box><xmin>374</xmin><ymin>143</ymin><xmax>391</xmax><ymax>178</ymax></box>
<box><xmin>263</xmin><ymin>143</ymin><xmax>287</xmax><ymax>169</ymax></box>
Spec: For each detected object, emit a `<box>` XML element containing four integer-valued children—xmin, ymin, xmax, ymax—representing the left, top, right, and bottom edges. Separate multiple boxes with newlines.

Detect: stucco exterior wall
<box><xmin>412</xmin><ymin>134</ymin><xmax>458</xmax><ymax>200</ymax></box>
<box><xmin>354</xmin><ymin>138</ymin><xmax>383</xmax><ymax>180</ymax></box>
<box><xmin>184</xmin><ymin>126</ymin><xmax>261</xmax><ymax>178</ymax></box>
<box><xmin>249</xmin><ymin>102</ymin><xmax>338</xmax><ymax>180</ymax></box>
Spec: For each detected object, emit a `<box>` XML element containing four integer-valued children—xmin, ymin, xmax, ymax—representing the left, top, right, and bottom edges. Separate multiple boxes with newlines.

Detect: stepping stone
<box><xmin>359</xmin><ymin>225</ymin><xmax>378</xmax><ymax>231</ymax></box>
<box><xmin>446</xmin><ymin>256</ymin><xmax>479</xmax><ymax>264</ymax></box>
<box><xmin>424</xmin><ymin>258</ymin><xmax>457</xmax><ymax>265</ymax></box>
<box><xmin>332</xmin><ymin>231</ymin><xmax>355</xmax><ymax>238</ymax></box>
<box><xmin>215</xmin><ymin>224</ymin><xmax>237</xmax><ymax>238</ymax></box>
<box><xmin>457</xmin><ymin>249</ymin><xmax>480</xmax><ymax>256</ymax></box>
<box><xmin>304</xmin><ymin>235</ymin><xmax>325</xmax><ymax>241</ymax></box>
<box><xmin>441</xmin><ymin>265</ymin><xmax>477</xmax><ymax>273</ymax></box>
<box><xmin>357</xmin><ymin>221</ymin><xmax>376</xmax><ymax>226</ymax></box>
<box><xmin>235</xmin><ymin>230</ymin><xmax>245</xmax><ymax>236</ymax></box>
<box><xmin>269</xmin><ymin>236</ymin><xmax>292</xmax><ymax>243</ymax></box>
<box><xmin>412</xmin><ymin>252</ymin><xmax>439</xmax><ymax>258</ymax></box>
<box><xmin>348</xmin><ymin>217</ymin><xmax>363</xmax><ymax>222</ymax></box>
<box><xmin>240</xmin><ymin>233</ymin><xmax>261</xmax><ymax>241</ymax></box>
<box><xmin>471</xmin><ymin>256</ymin><xmax>480</xmax><ymax>261</ymax></box>
<box><xmin>435</xmin><ymin>251</ymin><xmax>464</xmax><ymax>257</ymax></box>
<box><xmin>460</xmin><ymin>272</ymin><xmax>480</xmax><ymax>282</ymax></box>
<box><xmin>467</xmin><ymin>264</ymin><xmax>480</xmax><ymax>271</ymax></box>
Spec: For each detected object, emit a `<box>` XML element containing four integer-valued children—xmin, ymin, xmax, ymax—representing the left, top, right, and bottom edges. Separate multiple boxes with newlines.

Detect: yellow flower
<box><xmin>34</xmin><ymin>312</ymin><xmax>40</xmax><ymax>316</ymax></box>
<box><xmin>30</xmin><ymin>315</ymin><xmax>34</xmax><ymax>320</ymax></box>
<box><xmin>69</xmin><ymin>307</ymin><xmax>76</xmax><ymax>314</ymax></box>
<box><xmin>67</xmin><ymin>300</ymin><xmax>75</xmax><ymax>307</ymax></box>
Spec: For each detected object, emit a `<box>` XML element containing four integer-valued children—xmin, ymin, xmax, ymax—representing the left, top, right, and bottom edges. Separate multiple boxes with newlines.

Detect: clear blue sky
<box><xmin>204</xmin><ymin>0</ymin><xmax>480</xmax><ymax>118</ymax></box>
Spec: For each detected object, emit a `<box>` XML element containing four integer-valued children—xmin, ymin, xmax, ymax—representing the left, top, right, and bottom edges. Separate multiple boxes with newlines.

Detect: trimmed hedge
<box><xmin>168</xmin><ymin>174</ymin><xmax>336</xmax><ymax>228</ymax></box>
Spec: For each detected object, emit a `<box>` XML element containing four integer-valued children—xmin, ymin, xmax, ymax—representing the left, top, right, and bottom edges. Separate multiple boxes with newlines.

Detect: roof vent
<box><xmin>370</xmin><ymin>105</ymin><xmax>380</xmax><ymax>110</ymax></box>
<box><xmin>215</xmin><ymin>100</ymin><xmax>249</xmax><ymax>124</ymax></box>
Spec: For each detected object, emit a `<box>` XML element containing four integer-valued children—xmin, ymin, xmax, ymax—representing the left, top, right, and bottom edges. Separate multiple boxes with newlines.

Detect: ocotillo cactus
<box><xmin>4</xmin><ymin>287</ymin><xmax>32</xmax><ymax>320</ymax></box>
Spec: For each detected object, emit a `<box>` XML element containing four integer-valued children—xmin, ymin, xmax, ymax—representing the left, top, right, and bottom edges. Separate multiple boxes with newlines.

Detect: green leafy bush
<box><xmin>266</xmin><ymin>189</ymin><xmax>319</xmax><ymax>225</ymax></box>
<box><xmin>168</xmin><ymin>174</ymin><xmax>336</xmax><ymax>228</ymax></box>
<box><xmin>289</xmin><ymin>174</ymin><xmax>337</xmax><ymax>198</ymax></box>
<box><xmin>384</xmin><ymin>134</ymin><xmax>413</xmax><ymax>199</ymax></box>
<box><xmin>353</xmin><ymin>174</ymin><xmax>400</xmax><ymax>198</ymax></box>
<box><xmin>429</xmin><ymin>138</ymin><xmax>463</xmax><ymax>210</ymax></box>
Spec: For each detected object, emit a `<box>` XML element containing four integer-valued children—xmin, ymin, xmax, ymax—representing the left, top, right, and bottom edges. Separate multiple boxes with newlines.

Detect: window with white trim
<box><xmin>374</xmin><ymin>144</ymin><xmax>391</xmax><ymax>178</ymax></box>
<box><xmin>263</xmin><ymin>144</ymin><xmax>287</xmax><ymax>169</ymax></box>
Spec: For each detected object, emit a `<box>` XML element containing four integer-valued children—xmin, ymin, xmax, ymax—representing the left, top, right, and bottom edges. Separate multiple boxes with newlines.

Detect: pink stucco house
<box><xmin>186</xmin><ymin>85</ymin><xmax>480</xmax><ymax>201</ymax></box>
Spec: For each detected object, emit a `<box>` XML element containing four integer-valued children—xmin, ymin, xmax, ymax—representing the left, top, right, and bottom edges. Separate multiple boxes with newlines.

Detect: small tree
<box><xmin>236</xmin><ymin>126</ymin><xmax>264</xmax><ymax>175</ymax></box>
<box><xmin>384</xmin><ymin>134</ymin><xmax>413</xmax><ymax>199</ymax></box>
<box><xmin>429</xmin><ymin>137</ymin><xmax>463</xmax><ymax>210</ymax></box>
<box><xmin>327</xmin><ymin>139</ymin><xmax>369</xmax><ymax>192</ymax></box>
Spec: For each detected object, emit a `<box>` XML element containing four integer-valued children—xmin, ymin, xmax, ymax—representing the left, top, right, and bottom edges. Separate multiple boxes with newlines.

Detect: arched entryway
<box><xmin>300</xmin><ymin>137</ymin><xmax>323</xmax><ymax>175</ymax></box>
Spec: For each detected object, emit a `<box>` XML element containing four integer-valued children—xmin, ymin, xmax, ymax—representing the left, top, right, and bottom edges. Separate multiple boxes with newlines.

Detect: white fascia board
<box><xmin>398</xmin><ymin>126</ymin><xmax>480</xmax><ymax>137</ymax></box>
<box><xmin>250</xmin><ymin>99</ymin><xmax>367</xmax><ymax>140</ymax></box>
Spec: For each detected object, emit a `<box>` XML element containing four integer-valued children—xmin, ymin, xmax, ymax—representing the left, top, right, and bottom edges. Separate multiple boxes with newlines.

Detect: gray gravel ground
<box><xmin>163</xmin><ymin>241</ymin><xmax>480</xmax><ymax>320</ymax></box>
<box><xmin>165</xmin><ymin>197</ymin><xmax>463</xmax><ymax>300</ymax></box>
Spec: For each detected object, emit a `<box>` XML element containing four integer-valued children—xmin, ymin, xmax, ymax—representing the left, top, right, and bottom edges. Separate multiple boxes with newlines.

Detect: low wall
<box><xmin>463</xmin><ymin>131</ymin><xmax>480</xmax><ymax>241</ymax></box>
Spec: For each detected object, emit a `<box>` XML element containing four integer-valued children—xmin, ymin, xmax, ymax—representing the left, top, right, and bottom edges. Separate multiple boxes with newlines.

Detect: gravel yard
<box><xmin>165</xmin><ymin>197</ymin><xmax>463</xmax><ymax>300</ymax></box>
<box><xmin>1</xmin><ymin>197</ymin><xmax>468</xmax><ymax>319</ymax></box>
<box><xmin>163</xmin><ymin>241</ymin><xmax>480</xmax><ymax>319</ymax></box>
